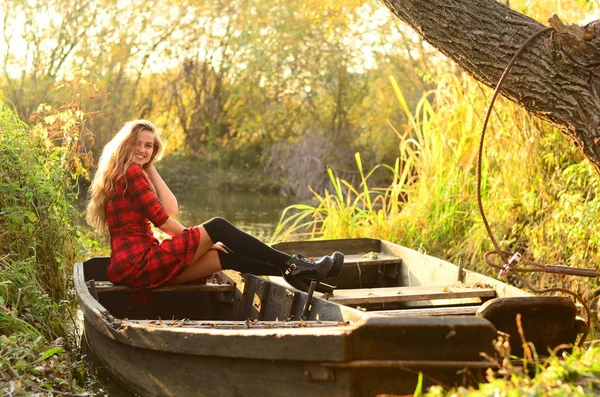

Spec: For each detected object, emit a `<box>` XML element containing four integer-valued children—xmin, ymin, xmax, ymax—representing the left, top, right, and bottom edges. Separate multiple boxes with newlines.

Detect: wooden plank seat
<box><xmin>322</xmin><ymin>252</ymin><xmax>403</xmax><ymax>288</ymax></box>
<box><xmin>87</xmin><ymin>280</ymin><xmax>236</xmax><ymax>294</ymax></box>
<box><xmin>327</xmin><ymin>284</ymin><xmax>496</xmax><ymax>306</ymax></box>
<box><xmin>374</xmin><ymin>305</ymin><xmax>481</xmax><ymax>317</ymax></box>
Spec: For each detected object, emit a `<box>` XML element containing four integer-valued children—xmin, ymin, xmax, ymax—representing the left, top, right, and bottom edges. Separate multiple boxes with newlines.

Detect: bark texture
<box><xmin>380</xmin><ymin>0</ymin><xmax>600</xmax><ymax>173</ymax></box>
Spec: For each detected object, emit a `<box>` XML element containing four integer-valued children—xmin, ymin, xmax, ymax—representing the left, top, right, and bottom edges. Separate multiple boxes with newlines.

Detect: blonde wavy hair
<box><xmin>86</xmin><ymin>120</ymin><xmax>164</xmax><ymax>232</ymax></box>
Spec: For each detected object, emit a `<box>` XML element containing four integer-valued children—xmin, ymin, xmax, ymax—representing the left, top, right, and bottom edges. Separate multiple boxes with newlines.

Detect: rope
<box><xmin>475</xmin><ymin>26</ymin><xmax>590</xmax><ymax>345</ymax></box>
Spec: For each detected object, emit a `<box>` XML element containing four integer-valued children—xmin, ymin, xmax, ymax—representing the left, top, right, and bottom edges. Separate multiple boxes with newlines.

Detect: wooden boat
<box><xmin>75</xmin><ymin>238</ymin><xmax>586</xmax><ymax>397</ymax></box>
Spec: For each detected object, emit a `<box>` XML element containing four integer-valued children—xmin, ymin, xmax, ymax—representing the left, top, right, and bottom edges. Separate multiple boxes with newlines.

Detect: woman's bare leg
<box><xmin>170</xmin><ymin>249</ymin><xmax>222</xmax><ymax>284</ymax></box>
<box><xmin>191</xmin><ymin>225</ymin><xmax>217</xmax><ymax>262</ymax></box>
<box><xmin>170</xmin><ymin>225</ymin><xmax>222</xmax><ymax>284</ymax></box>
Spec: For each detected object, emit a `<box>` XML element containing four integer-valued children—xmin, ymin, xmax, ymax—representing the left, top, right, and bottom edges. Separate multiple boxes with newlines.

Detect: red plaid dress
<box><xmin>106</xmin><ymin>163</ymin><xmax>200</xmax><ymax>289</ymax></box>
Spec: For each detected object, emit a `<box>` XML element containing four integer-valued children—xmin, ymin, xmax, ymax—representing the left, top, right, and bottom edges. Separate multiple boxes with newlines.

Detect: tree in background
<box><xmin>0</xmin><ymin>0</ymin><xmax>429</xmax><ymax>195</ymax></box>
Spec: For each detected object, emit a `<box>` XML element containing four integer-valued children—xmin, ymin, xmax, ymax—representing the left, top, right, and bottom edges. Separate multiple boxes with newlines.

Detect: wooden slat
<box><xmin>327</xmin><ymin>284</ymin><xmax>496</xmax><ymax>306</ymax></box>
<box><xmin>341</xmin><ymin>253</ymin><xmax>401</xmax><ymax>266</ymax></box>
<box><xmin>272</xmin><ymin>238</ymin><xmax>382</xmax><ymax>256</ymax></box>
<box><xmin>124</xmin><ymin>319</ymin><xmax>345</xmax><ymax>329</ymax></box>
<box><xmin>87</xmin><ymin>280</ymin><xmax>236</xmax><ymax>294</ymax></box>
<box><xmin>375</xmin><ymin>305</ymin><xmax>481</xmax><ymax>317</ymax></box>
<box><xmin>323</xmin><ymin>359</ymin><xmax>492</xmax><ymax>369</ymax></box>
<box><xmin>239</xmin><ymin>275</ymin><xmax>274</xmax><ymax>320</ymax></box>
<box><xmin>263</xmin><ymin>286</ymin><xmax>298</xmax><ymax>321</ymax></box>
<box><xmin>249</xmin><ymin>276</ymin><xmax>270</xmax><ymax>320</ymax></box>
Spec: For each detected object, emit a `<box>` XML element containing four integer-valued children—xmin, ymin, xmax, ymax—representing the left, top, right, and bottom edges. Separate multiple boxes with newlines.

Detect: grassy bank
<box><xmin>0</xmin><ymin>97</ymin><xmax>103</xmax><ymax>395</ymax></box>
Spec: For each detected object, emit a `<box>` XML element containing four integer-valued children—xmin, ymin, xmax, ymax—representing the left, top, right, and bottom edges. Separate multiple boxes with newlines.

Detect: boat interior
<box><xmin>81</xmin><ymin>256</ymin><xmax>370</xmax><ymax>328</ymax></box>
<box><xmin>81</xmin><ymin>238</ymin><xmax>494</xmax><ymax>322</ymax></box>
<box><xmin>80</xmin><ymin>238</ymin><xmax>585</xmax><ymax>355</ymax></box>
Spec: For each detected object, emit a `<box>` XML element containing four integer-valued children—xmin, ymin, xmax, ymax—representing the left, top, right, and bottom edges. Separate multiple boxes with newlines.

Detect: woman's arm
<box><xmin>158</xmin><ymin>217</ymin><xmax>186</xmax><ymax>237</ymax></box>
<box><xmin>145</xmin><ymin>164</ymin><xmax>178</xmax><ymax>215</ymax></box>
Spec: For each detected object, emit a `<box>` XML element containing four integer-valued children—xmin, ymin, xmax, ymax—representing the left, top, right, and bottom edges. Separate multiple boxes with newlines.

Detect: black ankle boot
<box><xmin>283</xmin><ymin>252</ymin><xmax>344</xmax><ymax>292</ymax></box>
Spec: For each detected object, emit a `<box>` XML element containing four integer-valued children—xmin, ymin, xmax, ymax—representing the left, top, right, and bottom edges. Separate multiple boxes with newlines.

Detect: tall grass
<box><xmin>273</xmin><ymin>71</ymin><xmax>600</xmax><ymax>296</ymax></box>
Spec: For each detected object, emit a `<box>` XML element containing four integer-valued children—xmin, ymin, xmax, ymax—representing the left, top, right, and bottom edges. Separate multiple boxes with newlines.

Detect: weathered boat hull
<box><xmin>75</xmin><ymin>238</ymin><xmax>585</xmax><ymax>396</ymax></box>
<box><xmin>83</xmin><ymin>319</ymin><xmax>355</xmax><ymax>397</ymax></box>
<box><xmin>81</xmin><ymin>315</ymin><xmax>495</xmax><ymax>397</ymax></box>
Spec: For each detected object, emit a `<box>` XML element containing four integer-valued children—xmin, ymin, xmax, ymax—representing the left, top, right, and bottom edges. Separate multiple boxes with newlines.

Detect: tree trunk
<box><xmin>380</xmin><ymin>0</ymin><xmax>600</xmax><ymax>173</ymax></box>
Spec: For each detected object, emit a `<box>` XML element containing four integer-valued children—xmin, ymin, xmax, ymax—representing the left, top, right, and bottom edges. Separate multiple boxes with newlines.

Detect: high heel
<box><xmin>328</xmin><ymin>252</ymin><xmax>344</xmax><ymax>278</ymax></box>
<box><xmin>283</xmin><ymin>252</ymin><xmax>344</xmax><ymax>293</ymax></box>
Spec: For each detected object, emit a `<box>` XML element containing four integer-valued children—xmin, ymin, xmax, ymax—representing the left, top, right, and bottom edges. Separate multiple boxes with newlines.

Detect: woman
<box><xmin>86</xmin><ymin>119</ymin><xmax>343</xmax><ymax>292</ymax></box>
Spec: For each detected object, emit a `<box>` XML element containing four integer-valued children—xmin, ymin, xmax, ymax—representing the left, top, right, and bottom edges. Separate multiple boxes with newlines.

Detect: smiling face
<box><xmin>133</xmin><ymin>129</ymin><xmax>156</xmax><ymax>166</ymax></box>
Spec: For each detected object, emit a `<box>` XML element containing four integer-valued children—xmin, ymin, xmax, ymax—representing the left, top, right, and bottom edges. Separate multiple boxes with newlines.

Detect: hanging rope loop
<box><xmin>476</xmin><ymin>26</ymin><xmax>592</xmax><ymax>345</ymax></box>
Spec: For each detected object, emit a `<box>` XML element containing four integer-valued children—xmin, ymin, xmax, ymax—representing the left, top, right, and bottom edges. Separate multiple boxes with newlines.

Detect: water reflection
<box><xmin>171</xmin><ymin>188</ymin><xmax>298</xmax><ymax>242</ymax></box>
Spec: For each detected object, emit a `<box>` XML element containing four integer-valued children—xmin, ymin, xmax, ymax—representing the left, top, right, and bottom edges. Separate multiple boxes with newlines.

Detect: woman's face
<box><xmin>133</xmin><ymin>129</ymin><xmax>155</xmax><ymax>166</ymax></box>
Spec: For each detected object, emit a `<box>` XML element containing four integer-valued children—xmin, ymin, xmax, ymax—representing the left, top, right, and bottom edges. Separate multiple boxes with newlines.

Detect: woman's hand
<box><xmin>211</xmin><ymin>242</ymin><xmax>229</xmax><ymax>253</ymax></box>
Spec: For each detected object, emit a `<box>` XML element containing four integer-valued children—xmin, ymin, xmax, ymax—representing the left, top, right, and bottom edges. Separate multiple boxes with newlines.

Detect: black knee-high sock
<box><xmin>217</xmin><ymin>251</ymin><xmax>281</xmax><ymax>276</ymax></box>
<box><xmin>203</xmin><ymin>217</ymin><xmax>291</xmax><ymax>269</ymax></box>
